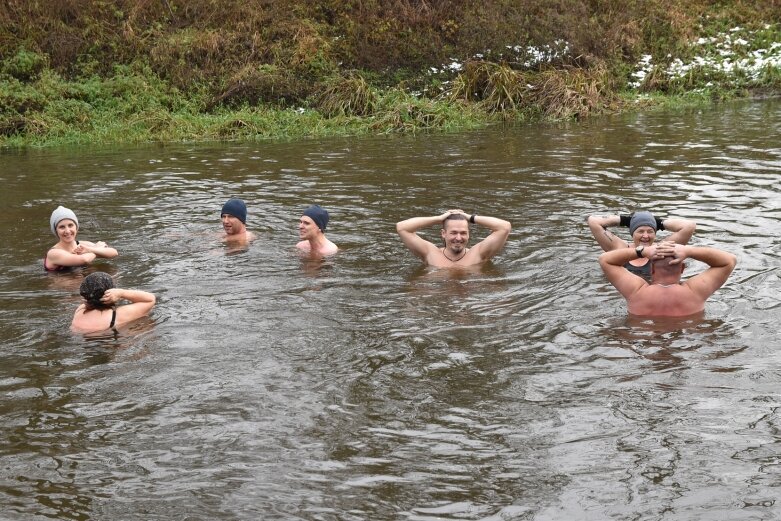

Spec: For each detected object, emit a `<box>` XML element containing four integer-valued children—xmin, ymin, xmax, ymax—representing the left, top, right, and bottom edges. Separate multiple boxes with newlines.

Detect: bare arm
<box><xmin>395</xmin><ymin>211</ymin><xmax>451</xmax><ymax>259</ymax></box>
<box><xmin>102</xmin><ymin>288</ymin><xmax>156</xmax><ymax>326</ymax></box>
<box><xmin>671</xmin><ymin>245</ymin><xmax>736</xmax><ymax>300</ymax></box>
<box><xmin>47</xmin><ymin>248</ymin><xmax>97</xmax><ymax>267</ymax></box>
<box><xmin>659</xmin><ymin>218</ymin><xmax>696</xmax><ymax>245</ymax></box>
<box><xmin>76</xmin><ymin>240</ymin><xmax>119</xmax><ymax>259</ymax></box>
<box><xmin>599</xmin><ymin>245</ymin><xmax>655</xmax><ymax>299</ymax></box>
<box><xmin>469</xmin><ymin>214</ymin><xmax>511</xmax><ymax>261</ymax></box>
<box><xmin>587</xmin><ymin>215</ymin><xmax>628</xmax><ymax>252</ymax></box>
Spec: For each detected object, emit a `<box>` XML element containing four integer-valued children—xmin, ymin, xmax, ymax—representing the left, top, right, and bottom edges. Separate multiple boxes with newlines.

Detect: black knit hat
<box><xmin>221</xmin><ymin>199</ymin><xmax>247</xmax><ymax>223</ymax></box>
<box><xmin>303</xmin><ymin>205</ymin><xmax>329</xmax><ymax>231</ymax></box>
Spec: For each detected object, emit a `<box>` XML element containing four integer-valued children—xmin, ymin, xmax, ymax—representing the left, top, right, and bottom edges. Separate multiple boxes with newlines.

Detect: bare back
<box><xmin>627</xmin><ymin>283</ymin><xmax>706</xmax><ymax>317</ymax></box>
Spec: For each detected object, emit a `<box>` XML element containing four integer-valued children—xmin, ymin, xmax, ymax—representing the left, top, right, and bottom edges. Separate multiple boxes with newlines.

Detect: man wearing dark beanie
<box><xmin>297</xmin><ymin>205</ymin><xmax>338</xmax><ymax>256</ymax></box>
<box><xmin>221</xmin><ymin>198</ymin><xmax>255</xmax><ymax>245</ymax></box>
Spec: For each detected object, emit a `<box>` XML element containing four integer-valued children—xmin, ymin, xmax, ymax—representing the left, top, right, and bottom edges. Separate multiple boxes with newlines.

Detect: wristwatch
<box><xmin>635</xmin><ymin>245</ymin><xmax>645</xmax><ymax>258</ymax></box>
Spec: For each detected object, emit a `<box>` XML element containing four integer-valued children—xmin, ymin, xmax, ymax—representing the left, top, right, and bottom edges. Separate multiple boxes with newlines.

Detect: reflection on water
<box><xmin>1</xmin><ymin>99</ymin><xmax>780</xmax><ymax>519</ymax></box>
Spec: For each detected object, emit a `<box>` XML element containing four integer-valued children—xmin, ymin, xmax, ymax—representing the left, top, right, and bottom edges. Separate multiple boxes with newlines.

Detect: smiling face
<box><xmin>298</xmin><ymin>215</ymin><xmax>320</xmax><ymax>241</ymax></box>
<box><xmin>441</xmin><ymin>218</ymin><xmax>470</xmax><ymax>254</ymax></box>
<box><xmin>55</xmin><ymin>219</ymin><xmax>78</xmax><ymax>243</ymax></box>
<box><xmin>632</xmin><ymin>225</ymin><xmax>657</xmax><ymax>247</ymax></box>
<box><xmin>221</xmin><ymin>214</ymin><xmax>246</xmax><ymax>235</ymax></box>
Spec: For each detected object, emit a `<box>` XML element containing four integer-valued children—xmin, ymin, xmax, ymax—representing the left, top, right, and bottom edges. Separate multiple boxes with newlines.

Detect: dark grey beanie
<box><xmin>629</xmin><ymin>211</ymin><xmax>658</xmax><ymax>235</ymax></box>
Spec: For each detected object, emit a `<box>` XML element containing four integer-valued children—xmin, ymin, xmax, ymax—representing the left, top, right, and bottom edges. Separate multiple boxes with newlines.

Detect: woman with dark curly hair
<box><xmin>71</xmin><ymin>272</ymin><xmax>155</xmax><ymax>333</ymax></box>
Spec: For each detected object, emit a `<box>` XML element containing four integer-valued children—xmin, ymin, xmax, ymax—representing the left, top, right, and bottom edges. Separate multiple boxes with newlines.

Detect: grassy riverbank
<box><xmin>2</xmin><ymin>1</ymin><xmax>780</xmax><ymax>148</ymax></box>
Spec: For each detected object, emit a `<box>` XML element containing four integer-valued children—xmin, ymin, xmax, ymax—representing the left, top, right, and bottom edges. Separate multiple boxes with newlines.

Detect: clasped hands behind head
<box><xmin>647</xmin><ymin>240</ymin><xmax>684</xmax><ymax>264</ymax></box>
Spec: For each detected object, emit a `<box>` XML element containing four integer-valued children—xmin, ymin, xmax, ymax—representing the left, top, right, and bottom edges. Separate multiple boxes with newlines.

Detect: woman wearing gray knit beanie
<box><xmin>586</xmin><ymin>210</ymin><xmax>696</xmax><ymax>281</ymax></box>
<box><xmin>45</xmin><ymin>205</ymin><xmax>119</xmax><ymax>272</ymax></box>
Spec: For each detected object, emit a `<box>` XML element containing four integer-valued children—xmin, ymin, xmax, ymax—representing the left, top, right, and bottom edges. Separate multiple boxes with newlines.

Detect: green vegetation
<box><xmin>1</xmin><ymin>0</ymin><xmax>780</xmax><ymax>147</ymax></box>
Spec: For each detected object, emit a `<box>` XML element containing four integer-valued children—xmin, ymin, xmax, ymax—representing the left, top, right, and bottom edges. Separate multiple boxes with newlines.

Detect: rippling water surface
<box><xmin>1</xmin><ymin>99</ymin><xmax>780</xmax><ymax>520</ymax></box>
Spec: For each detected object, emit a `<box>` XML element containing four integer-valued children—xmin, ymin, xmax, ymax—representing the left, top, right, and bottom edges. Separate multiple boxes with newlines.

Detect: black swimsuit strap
<box><xmin>109</xmin><ymin>308</ymin><xmax>116</xmax><ymax>329</ymax></box>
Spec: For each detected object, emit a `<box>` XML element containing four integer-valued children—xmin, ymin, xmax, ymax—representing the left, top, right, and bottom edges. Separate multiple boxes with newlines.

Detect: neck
<box><xmin>651</xmin><ymin>277</ymin><xmax>681</xmax><ymax>287</ymax></box>
<box><xmin>308</xmin><ymin>233</ymin><xmax>328</xmax><ymax>249</ymax></box>
<box><xmin>57</xmin><ymin>239</ymin><xmax>77</xmax><ymax>251</ymax></box>
<box><xmin>442</xmin><ymin>247</ymin><xmax>467</xmax><ymax>262</ymax></box>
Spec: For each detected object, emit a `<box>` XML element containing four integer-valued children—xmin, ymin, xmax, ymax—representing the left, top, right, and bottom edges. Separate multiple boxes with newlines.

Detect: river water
<box><xmin>1</xmin><ymin>99</ymin><xmax>780</xmax><ymax>520</ymax></box>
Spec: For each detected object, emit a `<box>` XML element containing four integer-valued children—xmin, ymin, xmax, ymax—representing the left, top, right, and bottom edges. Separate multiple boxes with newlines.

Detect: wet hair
<box><xmin>79</xmin><ymin>272</ymin><xmax>115</xmax><ymax>311</ymax></box>
<box><xmin>442</xmin><ymin>213</ymin><xmax>468</xmax><ymax>228</ymax></box>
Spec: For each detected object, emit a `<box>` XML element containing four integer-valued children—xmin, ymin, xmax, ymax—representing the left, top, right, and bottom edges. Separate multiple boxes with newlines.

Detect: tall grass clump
<box><xmin>316</xmin><ymin>72</ymin><xmax>378</xmax><ymax>117</ymax></box>
<box><xmin>529</xmin><ymin>65</ymin><xmax>622</xmax><ymax>119</ymax></box>
<box><xmin>448</xmin><ymin>61</ymin><xmax>529</xmax><ymax>114</ymax></box>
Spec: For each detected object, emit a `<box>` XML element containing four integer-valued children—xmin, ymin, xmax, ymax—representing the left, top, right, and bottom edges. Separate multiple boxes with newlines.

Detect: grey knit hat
<box><xmin>50</xmin><ymin>206</ymin><xmax>79</xmax><ymax>236</ymax></box>
<box><xmin>629</xmin><ymin>211</ymin><xmax>657</xmax><ymax>235</ymax></box>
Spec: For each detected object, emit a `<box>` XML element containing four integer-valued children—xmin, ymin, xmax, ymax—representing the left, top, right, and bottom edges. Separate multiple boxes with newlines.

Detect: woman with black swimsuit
<box><xmin>71</xmin><ymin>272</ymin><xmax>156</xmax><ymax>333</ymax></box>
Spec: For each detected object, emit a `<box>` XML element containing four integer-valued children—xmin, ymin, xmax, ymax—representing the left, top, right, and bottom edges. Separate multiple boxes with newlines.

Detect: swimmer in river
<box><xmin>586</xmin><ymin>210</ymin><xmax>696</xmax><ymax>281</ymax></box>
<box><xmin>599</xmin><ymin>240</ymin><xmax>736</xmax><ymax>317</ymax></box>
<box><xmin>396</xmin><ymin>209</ymin><xmax>511</xmax><ymax>268</ymax></box>
<box><xmin>71</xmin><ymin>272</ymin><xmax>156</xmax><ymax>333</ymax></box>
<box><xmin>296</xmin><ymin>205</ymin><xmax>338</xmax><ymax>256</ymax></box>
<box><xmin>45</xmin><ymin>205</ymin><xmax>118</xmax><ymax>272</ymax></box>
<box><xmin>221</xmin><ymin>198</ymin><xmax>256</xmax><ymax>245</ymax></box>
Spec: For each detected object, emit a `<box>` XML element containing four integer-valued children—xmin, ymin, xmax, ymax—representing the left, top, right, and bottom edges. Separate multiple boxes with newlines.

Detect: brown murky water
<box><xmin>1</xmin><ymin>99</ymin><xmax>780</xmax><ymax>520</ymax></box>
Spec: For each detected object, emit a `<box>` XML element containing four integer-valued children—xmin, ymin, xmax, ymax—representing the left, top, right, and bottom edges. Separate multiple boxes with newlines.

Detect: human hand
<box><xmin>666</xmin><ymin>243</ymin><xmax>687</xmax><ymax>265</ymax></box>
<box><xmin>100</xmin><ymin>288</ymin><xmax>122</xmax><ymax>305</ymax></box>
<box><xmin>440</xmin><ymin>209</ymin><xmax>466</xmax><ymax>219</ymax></box>
<box><xmin>73</xmin><ymin>244</ymin><xmax>87</xmax><ymax>255</ymax></box>
<box><xmin>654</xmin><ymin>241</ymin><xmax>685</xmax><ymax>264</ymax></box>
<box><xmin>95</xmin><ymin>241</ymin><xmax>107</xmax><ymax>248</ymax></box>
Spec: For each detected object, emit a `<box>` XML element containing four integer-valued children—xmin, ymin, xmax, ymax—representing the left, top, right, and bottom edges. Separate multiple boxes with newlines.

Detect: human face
<box><xmin>441</xmin><ymin>219</ymin><xmax>469</xmax><ymax>253</ymax></box>
<box><xmin>56</xmin><ymin>219</ymin><xmax>78</xmax><ymax>243</ymax></box>
<box><xmin>632</xmin><ymin>226</ymin><xmax>656</xmax><ymax>247</ymax></box>
<box><xmin>298</xmin><ymin>215</ymin><xmax>320</xmax><ymax>240</ymax></box>
<box><xmin>221</xmin><ymin>214</ymin><xmax>245</xmax><ymax>235</ymax></box>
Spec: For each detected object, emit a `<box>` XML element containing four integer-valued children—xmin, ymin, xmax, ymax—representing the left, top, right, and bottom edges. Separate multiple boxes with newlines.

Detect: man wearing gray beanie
<box><xmin>586</xmin><ymin>209</ymin><xmax>696</xmax><ymax>281</ymax></box>
<box><xmin>297</xmin><ymin>205</ymin><xmax>338</xmax><ymax>256</ymax></box>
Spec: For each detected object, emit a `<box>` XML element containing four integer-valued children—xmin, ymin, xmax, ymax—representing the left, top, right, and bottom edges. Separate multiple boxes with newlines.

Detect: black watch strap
<box><xmin>635</xmin><ymin>246</ymin><xmax>644</xmax><ymax>258</ymax></box>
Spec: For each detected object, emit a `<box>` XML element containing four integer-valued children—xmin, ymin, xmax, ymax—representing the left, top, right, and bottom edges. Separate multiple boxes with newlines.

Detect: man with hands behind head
<box><xmin>396</xmin><ymin>209</ymin><xmax>511</xmax><ymax>268</ymax></box>
<box><xmin>599</xmin><ymin>240</ymin><xmax>736</xmax><ymax>317</ymax></box>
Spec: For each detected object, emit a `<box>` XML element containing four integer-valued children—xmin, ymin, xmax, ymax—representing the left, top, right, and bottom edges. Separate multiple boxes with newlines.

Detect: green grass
<box><xmin>1</xmin><ymin>1</ymin><xmax>779</xmax><ymax>148</ymax></box>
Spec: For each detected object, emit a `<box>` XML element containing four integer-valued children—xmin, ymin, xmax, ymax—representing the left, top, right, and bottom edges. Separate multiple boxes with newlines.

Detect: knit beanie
<box><xmin>303</xmin><ymin>205</ymin><xmax>329</xmax><ymax>231</ymax></box>
<box><xmin>221</xmin><ymin>199</ymin><xmax>247</xmax><ymax>223</ymax></box>
<box><xmin>629</xmin><ymin>211</ymin><xmax>658</xmax><ymax>235</ymax></box>
<box><xmin>50</xmin><ymin>206</ymin><xmax>79</xmax><ymax>236</ymax></box>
